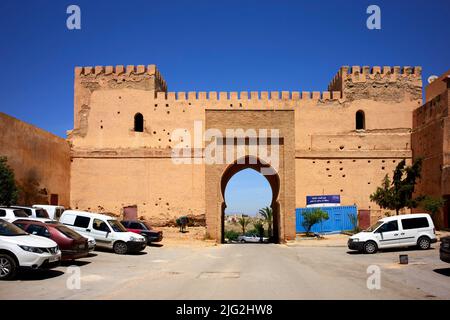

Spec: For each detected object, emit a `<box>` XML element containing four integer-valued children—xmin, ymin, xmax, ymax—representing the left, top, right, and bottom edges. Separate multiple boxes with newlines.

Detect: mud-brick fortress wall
<box><xmin>0</xmin><ymin>112</ymin><xmax>71</xmax><ymax>206</ymax></box>
<box><xmin>412</xmin><ymin>71</ymin><xmax>450</xmax><ymax>227</ymax></box>
<box><xmin>68</xmin><ymin>64</ymin><xmax>422</xmax><ymax>224</ymax></box>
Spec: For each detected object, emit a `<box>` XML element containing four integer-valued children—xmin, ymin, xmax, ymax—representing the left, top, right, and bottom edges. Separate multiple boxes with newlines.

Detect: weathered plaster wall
<box><xmin>0</xmin><ymin>112</ymin><xmax>70</xmax><ymax>206</ymax></box>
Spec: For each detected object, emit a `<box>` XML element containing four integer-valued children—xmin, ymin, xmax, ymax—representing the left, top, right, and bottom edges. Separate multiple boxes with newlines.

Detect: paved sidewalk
<box><xmin>287</xmin><ymin>234</ymin><xmax>350</xmax><ymax>247</ymax></box>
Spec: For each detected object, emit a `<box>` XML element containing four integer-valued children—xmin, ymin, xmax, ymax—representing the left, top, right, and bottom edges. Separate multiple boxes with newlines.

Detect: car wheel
<box><xmin>0</xmin><ymin>254</ymin><xmax>17</xmax><ymax>280</ymax></box>
<box><xmin>417</xmin><ymin>236</ymin><xmax>431</xmax><ymax>250</ymax></box>
<box><xmin>113</xmin><ymin>241</ymin><xmax>128</xmax><ymax>255</ymax></box>
<box><xmin>240</xmin><ymin>239</ymin><xmax>246</xmax><ymax>243</ymax></box>
<box><xmin>363</xmin><ymin>241</ymin><xmax>378</xmax><ymax>254</ymax></box>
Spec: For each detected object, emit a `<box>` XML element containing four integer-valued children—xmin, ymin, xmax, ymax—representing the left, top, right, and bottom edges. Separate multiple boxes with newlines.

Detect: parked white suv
<box><xmin>11</xmin><ymin>206</ymin><xmax>50</xmax><ymax>219</ymax></box>
<box><xmin>60</xmin><ymin>210</ymin><xmax>146</xmax><ymax>254</ymax></box>
<box><xmin>348</xmin><ymin>213</ymin><xmax>437</xmax><ymax>254</ymax></box>
<box><xmin>0</xmin><ymin>207</ymin><xmax>30</xmax><ymax>223</ymax></box>
<box><xmin>0</xmin><ymin>219</ymin><xmax>61</xmax><ymax>280</ymax></box>
<box><xmin>33</xmin><ymin>205</ymin><xmax>65</xmax><ymax>220</ymax></box>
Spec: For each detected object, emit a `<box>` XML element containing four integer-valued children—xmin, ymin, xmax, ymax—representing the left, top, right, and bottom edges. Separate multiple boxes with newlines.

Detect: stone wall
<box><xmin>0</xmin><ymin>113</ymin><xmax>71</xmax><ymax>206</ymax></box>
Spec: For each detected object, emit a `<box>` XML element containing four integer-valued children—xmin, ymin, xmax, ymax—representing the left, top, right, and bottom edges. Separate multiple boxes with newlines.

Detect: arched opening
<box><xmin>356</xmin><ymin>110</ymin><xmax>365</xmax><ymax>130</ymax></box>
<box><xmin>220</xmin><ymin>156</ymin><xmax>280</xmax><ymax>244</ymax></box>
<box><xmin>134</xmin><ymin>113</ymin><xmax>144</xmax><ymax>132</ymax></box>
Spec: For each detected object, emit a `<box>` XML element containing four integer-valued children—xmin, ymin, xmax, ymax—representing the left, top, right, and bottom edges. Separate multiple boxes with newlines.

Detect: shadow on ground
<box><xmin>61</xmin><ymin>260</ymin><xmax>91</xmax><ymax>267</ymax></box>
<box><xmin>347</xmin><ymin>246</ymin><xmax>437</xmax><ymax>255</ymax></box>
<box><xmin>11</xmin><ymin>269</ymin><xmax>65</xmax><ymax>281</ymax></box>
<box><xmin>433</xmin><ymin>268</ymin><xmax>450</xmax><ymax>277</ymax></box>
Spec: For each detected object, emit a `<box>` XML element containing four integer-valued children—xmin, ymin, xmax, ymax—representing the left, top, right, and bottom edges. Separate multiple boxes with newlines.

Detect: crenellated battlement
<box><xmin>75</xmin><ymin>64</ymin><xmax>168</xmax><ymax>92</ymax></box>
<box><xmin>152</xmin><ymin>90</ymin><xmax>343</xmax><ymax>102</ymax></box>
<box><xmin>328</xmin><ymin>65</ymin><xmax>422</xmax><ymax>102</ymax></box>
<box><xmin>328</xmin><ymin>65</ymin><xmax>422</xmax><ymax>92</ymax></box>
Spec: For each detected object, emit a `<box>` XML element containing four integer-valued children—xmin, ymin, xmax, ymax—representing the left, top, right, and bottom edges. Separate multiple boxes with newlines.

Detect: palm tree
<box><xmin>259</xmin><ymin>206</ymin><xmax>273</xmax><ymax>239</ymax></box>
<box><xmin>238</xmin><ymin>216</ymin><xmax>250</xmax><ymax>235</ymax></box>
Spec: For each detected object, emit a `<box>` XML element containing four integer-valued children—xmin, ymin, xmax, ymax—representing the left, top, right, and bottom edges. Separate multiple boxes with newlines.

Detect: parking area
<box><xmin>1</xmin><ymin>241</ymin><xmax>449</xmax><ymax>300</ymax></box>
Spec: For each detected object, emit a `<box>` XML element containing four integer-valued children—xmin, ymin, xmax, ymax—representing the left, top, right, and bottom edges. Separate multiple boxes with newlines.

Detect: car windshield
<box><xmin>36</xmin><ymin>209</ymin><xmax>49</xmax><ymax>218</ymax></box>
<box><xmin>13</xmin><ymin>209</ymin><xmax>28</xmax><ymax>217</ymax></box>
<box><xmin>108</xmin><ymin>220</ymin><xmax>127</xmax><ymax>232</ymax></box>
<box><xmin>55</xmin><ymin>225</ymin><xmax>83</xmax><ymax>240</ymax></box>
<box><xmin>365</xmin><ymin>221</ymin><xmax>384</xmax><ymax>232</ymax></box>
<box><xmin>0</xmin><ymin>219</ymin><xmax>28</xmax><ymax>236</ymax></box>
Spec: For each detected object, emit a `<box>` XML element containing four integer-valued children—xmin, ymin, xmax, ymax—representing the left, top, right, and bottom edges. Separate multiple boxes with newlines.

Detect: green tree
<box><xmin>0</xmin><ymin>156</ymin><xmax>19</xmax><ymax>206</ymax></box>
<box><xmin>238</xmin><ymin>216</ymin><xmax>250</xmax><ymax>235</ymax></box>
<box><xmin>258</xmin><ymin>206</ymin><xmax>273</xmax><ymax>239</ymax></box>
<box><xmin>301</xmin><ymin>208</ymin><xmax>329</xmax><ymax>236</ymax></box>
<box><xmin>370</xmin><ymin>158</ymin><xmax>423</xmax><ymax>215</ymax></box>
<box><xmin>420</xmin><ymin>196</ymin><xmax>446</xmax><ymax>227</ymax></box>
<box><xmin>252</xmin><ymin>220</ymin><xmax>265</xmax><ymax>242</ymax></box>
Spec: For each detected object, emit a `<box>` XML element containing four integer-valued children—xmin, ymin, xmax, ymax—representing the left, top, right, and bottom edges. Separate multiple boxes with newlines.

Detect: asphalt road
<box><xmin>1</xmin><ymin>243</ymin><xmax>449</xmax><ymax>299</ymax></box>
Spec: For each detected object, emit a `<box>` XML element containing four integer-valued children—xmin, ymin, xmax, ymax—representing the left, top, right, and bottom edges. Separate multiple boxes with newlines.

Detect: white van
<box><xmin>348</xmin><ymin>213</ymin><xmax>437</xmax><ymax>254</ymax></box>
<box><xmin>59</xmin><ymin>210</ymin><xmax>146</xmax><ymax>254</ymax></box>
<box><xmin>33</xmin><ymin>205</ymin><xmax>65</xmax><ymax>220</ymax></box>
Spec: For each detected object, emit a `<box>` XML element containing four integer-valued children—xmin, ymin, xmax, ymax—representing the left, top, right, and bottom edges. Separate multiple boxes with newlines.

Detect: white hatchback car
<box><xmin>348</xmin><ymin>213</ymin><xmax>437</xmax><ymax>254</ymax></box>
<box><xmin>60</xmin><ymin>210</ymin><xmax>146</xmax><ymax>254</ymax></box>
<box><xmin>0</xmin><ymin>219</ymin><xmax>61</xmax><ymax>280</ymax></box>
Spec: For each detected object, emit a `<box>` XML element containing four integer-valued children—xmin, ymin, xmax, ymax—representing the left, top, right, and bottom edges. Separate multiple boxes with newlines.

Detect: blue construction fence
<box><xmin>295</xmin><ymin>205</ymin><xmax>357</xmax><ymax>234</ymax></box>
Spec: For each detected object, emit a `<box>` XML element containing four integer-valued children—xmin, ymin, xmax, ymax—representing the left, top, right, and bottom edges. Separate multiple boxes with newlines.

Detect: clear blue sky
<box><xmin>1</xmin><ymin>0</ymin><xmax>449</xmax><ymax>213</ymax></box>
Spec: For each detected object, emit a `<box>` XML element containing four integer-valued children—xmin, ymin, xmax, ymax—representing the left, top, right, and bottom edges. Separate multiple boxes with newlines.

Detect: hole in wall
<box><xmin>167</xmin><ymin>111</ymin><xmax>170</xmax><ymax>114</ymax></box>
<box><xmin>339</xmin><ymin>145</ymin><xmax>344</xmax><ymax>150</ymax></box>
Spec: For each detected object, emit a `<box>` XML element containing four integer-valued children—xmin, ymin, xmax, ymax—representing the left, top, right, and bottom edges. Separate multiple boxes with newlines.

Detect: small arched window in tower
<box><xmin>134</xmin><ymin>113</ymin><xmax>144</xmax><ymax>132</ymax></box>
<box><xmin>356</xmin><ymin>110</ymin><xmax>365</xmax><ymax>130</ymax></box>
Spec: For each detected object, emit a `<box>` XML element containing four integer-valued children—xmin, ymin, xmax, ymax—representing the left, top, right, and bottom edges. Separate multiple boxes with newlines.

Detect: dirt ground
<box><xmin>157</xmin><ymin>226</ymin><xmax>216</xmax><ymax>247</ymax></box>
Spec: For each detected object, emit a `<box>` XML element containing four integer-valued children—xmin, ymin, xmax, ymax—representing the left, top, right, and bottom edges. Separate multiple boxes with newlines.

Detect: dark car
<box><xmin>121</xmin><ymin>220</ymin><xmax>163</xmax><ymax>243</ymax></box>
<box><xmin>13</xmin><ymin>219</ymin><xmax>89</xmax><ymax>261</ymax></box>
<box><xmin>440</xmin><ymin>236</ymin><xmax>450</xmax><ymax>263</ymax></box>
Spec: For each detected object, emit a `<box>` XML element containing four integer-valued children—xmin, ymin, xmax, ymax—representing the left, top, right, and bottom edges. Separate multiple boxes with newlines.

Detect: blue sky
<box><xmin>1</xmin><ymin>0</ymin><xmax>449</xmax><ymax>214</ymax></box>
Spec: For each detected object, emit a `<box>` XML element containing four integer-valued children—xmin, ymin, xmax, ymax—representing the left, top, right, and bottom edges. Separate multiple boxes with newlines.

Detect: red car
<box><xmin>13</xmin><ymin>219</ymin><xmax>89</xmax><ymax>261</ymax></box>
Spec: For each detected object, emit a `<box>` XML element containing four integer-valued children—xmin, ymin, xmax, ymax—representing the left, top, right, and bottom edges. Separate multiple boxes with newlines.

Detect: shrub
<box><xmin>224</xmin><ymin>230</ymin><xmax>239</xmax><ymax>242</ymax></box>
<box><xmin>176</xmin><ymin>216</ymin><xmax>189</xmax><ymax>232</ymax></box>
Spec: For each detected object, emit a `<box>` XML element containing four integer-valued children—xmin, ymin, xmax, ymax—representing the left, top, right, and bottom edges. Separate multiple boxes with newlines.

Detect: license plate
<box><xmin>49</xmin><ymin>256</ymin><xmax>60</xmax><ymax>263</ymax></box>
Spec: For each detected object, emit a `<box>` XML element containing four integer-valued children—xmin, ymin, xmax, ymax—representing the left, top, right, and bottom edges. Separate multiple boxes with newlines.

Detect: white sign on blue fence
<box><xmin>306</xmin><ymin>195</ymin><xmax>340</xmax><ymax>207</ymax></box>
